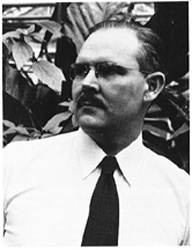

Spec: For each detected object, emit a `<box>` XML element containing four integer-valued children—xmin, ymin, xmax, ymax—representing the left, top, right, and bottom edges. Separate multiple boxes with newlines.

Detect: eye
<box><xmin>97</xmin><ymin>63</ymin><xmax>128</xmax><ymax>78</ymax></box>
<box><xmin>75</xmin><ymin>64</ymin><xmax>87</xmax><ymax>77</ymax></box>
<box><xmin>70</xmin><ymin>64</ymin><xmax>87</xmax><ymax>80</ymax></box>
<box><xmin>97</xmin><ymin>63</ymin><xmax>116</xmax><ymax>78</ymax></box>
<box><xmin>116</xmin><ymin>65</ymin><xmax>128</xmax><ymax>75</ymax></box>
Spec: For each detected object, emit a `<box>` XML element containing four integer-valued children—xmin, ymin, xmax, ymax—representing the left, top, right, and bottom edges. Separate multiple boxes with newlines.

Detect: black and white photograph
<box><xmin>2</xmin><ymin>1</ymin><xmax>190</xmax><ymax>247</ymax></box>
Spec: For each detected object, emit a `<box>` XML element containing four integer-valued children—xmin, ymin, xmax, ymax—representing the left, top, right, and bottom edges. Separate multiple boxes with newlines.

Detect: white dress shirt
<box><xmin>3</xmin><ymin>129</ymin><xmax>189</xmax><ymax>246</ymax></box>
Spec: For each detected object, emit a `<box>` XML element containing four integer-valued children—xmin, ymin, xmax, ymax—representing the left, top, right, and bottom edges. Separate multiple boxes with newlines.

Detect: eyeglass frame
<box><xmin>69</xmin><ymin>61</ymin><xmax>152</xmax><ymax>82</ymax></box>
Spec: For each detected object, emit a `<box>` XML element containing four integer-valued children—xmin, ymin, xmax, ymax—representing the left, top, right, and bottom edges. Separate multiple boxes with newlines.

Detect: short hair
<box><xmin>89</xmin><ymin>21</ymin><xmax>166</xmax><ymax>76</ymax></box>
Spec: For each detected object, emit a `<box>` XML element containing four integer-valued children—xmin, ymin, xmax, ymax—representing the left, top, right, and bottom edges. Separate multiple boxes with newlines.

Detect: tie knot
<box><xmin>99</xmin><ymin>155</ymin><xmax>119</xmax><ymax>175</ymax></box>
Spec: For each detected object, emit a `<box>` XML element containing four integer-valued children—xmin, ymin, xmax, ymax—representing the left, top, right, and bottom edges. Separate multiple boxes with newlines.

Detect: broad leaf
<box><xmin>59</xmin><ymin>100</ymin><xmax>74</xmax><ymax>112</ymax></box>
<box><xmin>3</xmin><ymin>31</ymin><xmax>20</xmax><ymax>52</ymax></box>
<box><xmin>3</xmin><ymin>30</ymin><xmax>21</xmax><ymax>41</ymax></box>
<box><xmin>63</xmin><ymin>2</ymin><xmax>132</xmax><ymax>52</ymax></box>
<box><xmin>11</xmin><ymin>134</ymin><xmax>30</xmax><ymax>142</ymax></box>
<box><xmin>43</xmin><ymin>112</ymin><xmax>72</xmax><ymax>134</ymax></box>
<box><xmin>16</xmin><ymin>25</ymin><xmax>35</xmax><ymax>36</ymax></box>
<box><xmin>26</xmin><ymin>24</ymin><xmax>35</xmax><ymax>34</ymax></box>
<box><xmin>32</xmin><ymin>60</ymin><xmax>65</xmax><ymax>93</ymax></box>
<box><xmin>15</xmin><ymin>126</ymin><xmax>30</xmax><ymax>135</ymax></box>
<box><xmin>12</xmin><ymin>41</ymin><xmax>33</xmax><ymax>69</ymax></box>
<box><xmin>3</xmin><ymin>127</ymin><xmax>18</xmax><ymax>136</ymax></box>
<box><xmin>37</xmin><ymin>20</ymin><xmax>62</xmax><ymax>38</ymax></box>
<box><xmin>30</xmin><ymin>32</ymin><xmax>44</xmax><ymax>43</ymax></box>
<box><xmin>102</xmin><ymin>2</ymin><xmax>132</xmax><ymax>21</ymax></box>
<box><xmin>3</xmin><ymin>120</ymin><xmax>16</xmax><ymax>128</ymax></box>
<box><xmin>3</xmin><ymin>124</ymin><xmax>30</xmax><ymax>136</ymax></box>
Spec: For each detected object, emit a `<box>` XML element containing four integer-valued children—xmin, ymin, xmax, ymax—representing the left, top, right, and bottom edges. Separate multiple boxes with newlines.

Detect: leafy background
<box><xmin>3</xmin><ymin>2</ymin><xmax>189</xmax><ymax>173</ymax></box>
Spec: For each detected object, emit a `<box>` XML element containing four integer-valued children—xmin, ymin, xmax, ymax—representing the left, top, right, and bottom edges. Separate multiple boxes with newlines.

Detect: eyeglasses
<box><xmin>69</xmin><ymin>61</ymin><xmax>151</xmax><ymax>82</ymax></box>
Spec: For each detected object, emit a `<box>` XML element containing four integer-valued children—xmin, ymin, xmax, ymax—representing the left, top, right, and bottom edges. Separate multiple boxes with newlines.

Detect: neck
<box><xmin>83</xmin><ymin>121</ymin><xmax>143</xmax><ymax>155</ymax></box>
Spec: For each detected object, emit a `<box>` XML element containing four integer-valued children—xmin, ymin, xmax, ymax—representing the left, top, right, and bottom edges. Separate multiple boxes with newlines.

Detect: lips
<box><xmin>77</xmin><ymin>94</ymin><xmax>105</xmax><ymax>109</ymax></box>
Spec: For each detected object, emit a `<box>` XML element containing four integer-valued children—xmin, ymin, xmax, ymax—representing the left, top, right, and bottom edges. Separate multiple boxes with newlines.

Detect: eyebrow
<box><xmin>76</xmin><ymin>55</ymin><xmax>118</xmax><ymax>64</ymax></box>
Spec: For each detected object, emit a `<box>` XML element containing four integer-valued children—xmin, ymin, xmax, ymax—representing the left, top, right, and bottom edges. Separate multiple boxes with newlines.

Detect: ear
<box><xmin>144</xmin><ymin>72</ymin><xmax>165</xmax><ymax>102</ymax></box>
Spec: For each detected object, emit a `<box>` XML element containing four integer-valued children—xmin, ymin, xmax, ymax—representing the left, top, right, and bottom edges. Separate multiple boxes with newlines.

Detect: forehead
<box><xmin>77</xmin><ymin>28</ymin><xmax>140</xmax><ymax>67</ymax></box>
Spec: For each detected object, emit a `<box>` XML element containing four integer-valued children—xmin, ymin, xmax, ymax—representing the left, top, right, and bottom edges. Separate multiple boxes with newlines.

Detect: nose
<box><xmin>82</xmin><ymin>68</ymin><xmax>100</xmax><ymax>92</ymax></box>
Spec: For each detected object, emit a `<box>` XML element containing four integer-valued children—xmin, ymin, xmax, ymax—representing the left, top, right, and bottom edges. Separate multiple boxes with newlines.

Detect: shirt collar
<box><xmin>115</xmin><ymin>134</ymin><xmax>144</xmax><ymax>186</ymax></box>
<box><xmin>76</xmin><ymin>129</ymin><xmax>106</xmax><ymax>179</ymax></box>
<box><xmin>76</xmin><ymin>129</ymin><xmax>144</xmax><ymax>185</ymax></box>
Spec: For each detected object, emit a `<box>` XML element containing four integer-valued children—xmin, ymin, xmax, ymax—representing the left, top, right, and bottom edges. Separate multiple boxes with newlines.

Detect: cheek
<box><xmin>130</xmin><ymin>85</ymin><xmax>144</xmax><ymax>101</ymax></box>
<box><xmin>103</xmin><ymin>80</ymin><xmax>145</xmax><ymax>117</ymax></box>
<box><xmin>105</xmin><ymin>80</ymin><xmax>144</xmax><ymax>104</ymax></box>
<box><xmin>126</xmin><ymin>79</ymin><xmax>146</xmax><ymax>105</ymax></box>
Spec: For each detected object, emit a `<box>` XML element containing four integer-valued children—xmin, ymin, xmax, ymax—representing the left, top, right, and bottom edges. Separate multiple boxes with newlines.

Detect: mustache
<box><xmin>76</xmin><ymin>93</ymin><xmax>105</xmax><ymax>109</ymax></box>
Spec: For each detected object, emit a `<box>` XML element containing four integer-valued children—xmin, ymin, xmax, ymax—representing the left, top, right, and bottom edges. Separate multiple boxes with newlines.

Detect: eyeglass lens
<box><xmin>70</xmin><ymin>62</ymin><xmax>128</xmax><ymax>81</ymax></box>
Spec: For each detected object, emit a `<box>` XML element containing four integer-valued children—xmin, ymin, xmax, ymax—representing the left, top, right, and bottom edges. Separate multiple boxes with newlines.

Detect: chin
<box><xmin>78</xmin><ymin>117</ymin><xmax>101</xmax><ymax>129</ymax></box>
<box><xmin>77</xmin><ymin>115</ymin><xmax>106</xmax><ymax>133</ymax></box>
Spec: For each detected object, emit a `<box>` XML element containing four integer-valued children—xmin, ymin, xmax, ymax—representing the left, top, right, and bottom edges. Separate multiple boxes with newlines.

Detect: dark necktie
<box><xmin>81</xmin><ymin>155</ymin><xmax>119</xmax><ymax>246</ymax></box>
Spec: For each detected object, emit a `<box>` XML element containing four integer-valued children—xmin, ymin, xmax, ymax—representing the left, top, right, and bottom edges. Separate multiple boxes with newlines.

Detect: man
<box><xmin>3</xmin><ymin>21</ymin><xmax>189</xmax><ymax>246</ymax></box>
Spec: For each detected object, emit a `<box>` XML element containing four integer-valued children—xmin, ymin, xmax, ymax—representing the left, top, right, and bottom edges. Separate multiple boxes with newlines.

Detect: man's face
<box><xmin>72</xmin><ymin>28</ymin><xmax>148</xmax><ymax>135</ymax></box>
